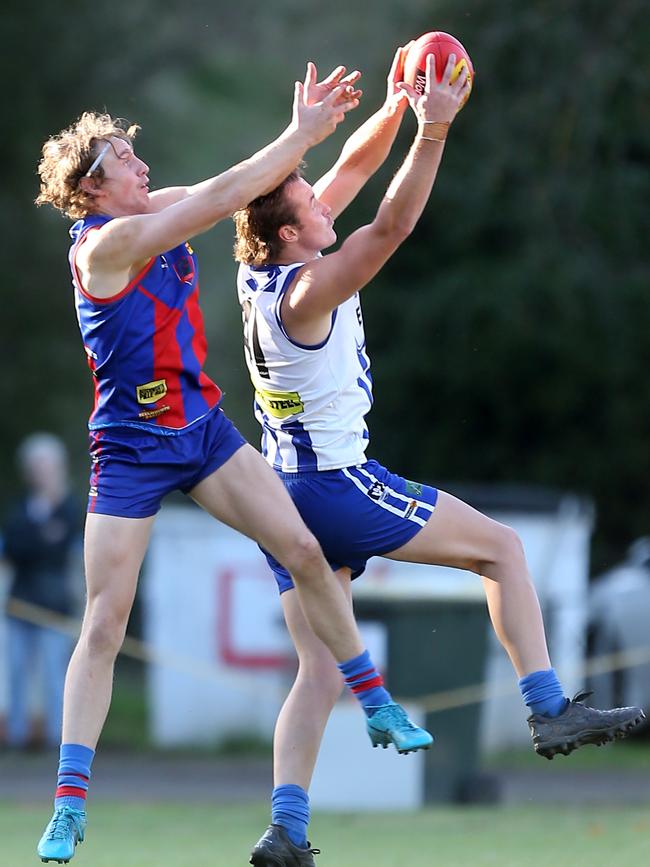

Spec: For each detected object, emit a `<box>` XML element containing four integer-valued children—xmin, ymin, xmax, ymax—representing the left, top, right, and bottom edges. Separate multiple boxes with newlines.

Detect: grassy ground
<box><xmin>6</xmin><ymin>801</ymin><xmax>650</xmax><ymax>867</ymax></box>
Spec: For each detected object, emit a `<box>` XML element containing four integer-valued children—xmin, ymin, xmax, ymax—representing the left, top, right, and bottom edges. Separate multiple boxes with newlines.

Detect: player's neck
<box><xmin>274</xmin><ymin>243</ymin><xmax>320</xmax><ymax>265</ymax></box>
<box><xmin>90</xmin><ymin>195</ymin><xmax>151</xmax><ymax>219</ymax></box>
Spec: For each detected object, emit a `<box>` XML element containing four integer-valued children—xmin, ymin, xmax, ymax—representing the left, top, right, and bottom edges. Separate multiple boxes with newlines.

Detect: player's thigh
<box><xmin>385</xmin><ymin>489</ymin><xmax>521</xmax><ymax>572</ymax></box>
<box><xmin>83</xmin><ymin>512</ymin><xmax>154</xmax><ymax>614</ymax></box>
<box><xmin>282</xmin><ymin>567</ymin><xmax>353</xmax><ymax>660</ymax></box>
<box><xmin>189</xmin><ymin>443</ymin><xmax>311</xmax><ymax>552</ymax></box>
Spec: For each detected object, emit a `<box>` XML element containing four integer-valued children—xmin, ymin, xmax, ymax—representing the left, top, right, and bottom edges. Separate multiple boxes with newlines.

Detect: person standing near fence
<box><xmin>2</xmin><ymin>433</ymin><xmax>81</xmax><ymax>750</ymax></box>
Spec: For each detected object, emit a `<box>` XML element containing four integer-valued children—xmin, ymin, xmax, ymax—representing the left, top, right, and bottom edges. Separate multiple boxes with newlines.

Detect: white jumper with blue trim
<box><xmin>237</xmin><ymin>262</ymin><xmax>373</xmax><ymax>472</ymax></box>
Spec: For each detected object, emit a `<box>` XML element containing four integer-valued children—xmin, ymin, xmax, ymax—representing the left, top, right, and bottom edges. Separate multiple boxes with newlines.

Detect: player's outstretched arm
<box><xmin>312</xmin><ymin>45</ymin><xmax>411</xmax><ymax>219</ymax></box>
<box><xmin>283</xmin><ymin>54</ymin><xmax>469</xmax><ymax>342</ymax></box>
<box><xmin>148</xmin><ymin>63</ymin><xmax>362</xmax><ymax>214</ymax></box>
<box><xmin>86</xmin><ymin>69</ymin><xmax>360</xmax><ymax>276</ymax></box>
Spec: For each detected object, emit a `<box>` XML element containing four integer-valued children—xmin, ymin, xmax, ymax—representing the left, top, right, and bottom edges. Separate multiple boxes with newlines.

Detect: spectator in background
<box><xmin>2</xmin><ymin>433</ymin><xmax>82</xmax><ymax>750</ymax></box>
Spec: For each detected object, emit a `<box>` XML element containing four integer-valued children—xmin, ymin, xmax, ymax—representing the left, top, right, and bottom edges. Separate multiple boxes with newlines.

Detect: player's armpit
<box><xmin>75</xmin><ymin>225</ymin><xmax>149</xmax><ymax>299</ymax></box>
<box><xmin>283</xmin><ymin>221</ymin><xmax>407</xmax><ymax>323</ymax></box>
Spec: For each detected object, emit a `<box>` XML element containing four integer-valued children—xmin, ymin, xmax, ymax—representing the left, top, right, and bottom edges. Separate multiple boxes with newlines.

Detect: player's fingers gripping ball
<box><xmin>402</xmin><ymin>31</ymin><xmax>474</xmax><ymax>108</ymax></box>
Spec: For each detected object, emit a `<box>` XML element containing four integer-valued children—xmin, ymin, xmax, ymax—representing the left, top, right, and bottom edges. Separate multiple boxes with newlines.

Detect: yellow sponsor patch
<box><xmin>256</xmin><ymin>387</ymin><xmax>304</xmax><ymax>419</ymax></box>
<box><xmin>136</xmin><ymin>379</ymin><xmax>168</xmax><ymax>404</ymax></box>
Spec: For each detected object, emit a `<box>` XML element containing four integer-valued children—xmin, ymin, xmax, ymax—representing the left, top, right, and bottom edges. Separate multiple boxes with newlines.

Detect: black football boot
<box><xmin>250</xmin><ymin>824</ymin><xmax>320</xmax><ymax>867</ymax></box>
<box><xmin>528</xmin><ymin>690</ymin><xmax>645</xmax><ymax>759</ymax></box>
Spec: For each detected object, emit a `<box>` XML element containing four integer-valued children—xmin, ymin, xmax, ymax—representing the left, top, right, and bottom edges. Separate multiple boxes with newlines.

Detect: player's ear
<box><xmin>278</xmin><ymin>224</ymin><xmax>299</xmax><ymax>244</ymax></box>
<box><xmin>79</xmin><ymin>176</ymin><xmax>103</xmax><ymax>198</ymax></box>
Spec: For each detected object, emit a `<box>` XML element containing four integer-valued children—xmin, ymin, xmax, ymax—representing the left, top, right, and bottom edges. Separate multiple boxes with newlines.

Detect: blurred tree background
<box><xmin>1</xmin><ymin>0</ymin><xmax>649</xmax><ymax>571</ymax></box>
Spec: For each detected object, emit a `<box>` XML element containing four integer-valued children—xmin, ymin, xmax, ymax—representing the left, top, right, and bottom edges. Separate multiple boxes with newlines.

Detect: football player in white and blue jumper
<box><xmin>235</xmin><ymin>48</ymin><xmax>644</xmax><ymax>867</ymax></box>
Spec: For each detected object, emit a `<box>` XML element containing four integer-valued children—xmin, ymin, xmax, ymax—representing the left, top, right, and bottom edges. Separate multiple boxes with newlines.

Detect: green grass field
<box><xmin>4</xmin><ymin>802</ymin><xmax>649</xmax><ymax>867</ymax></box>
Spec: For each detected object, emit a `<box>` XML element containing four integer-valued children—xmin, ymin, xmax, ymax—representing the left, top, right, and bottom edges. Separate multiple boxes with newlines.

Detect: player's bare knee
<box><xmin>282</xmin><ymin>531</ymin><xmax>325</xmax><ymax>583</ymax></box>
<box><xmin>298</xmin><ymin>657</ymin><xmax>343</xmax><ymax>707</ymax></box>
<box><xmin>478</xmin><ymin>522</ymin><xmax>527</xmax><ymax>576</ymax></box>
<box><xmin>81</xmin><ymin>604</ymin><xmax>130</xmax><ymax>660</ymax></box>
<box><xmin>496</xmin><ymin>523</ymin><xmax>526</xmax><ymax>567</ymax></box>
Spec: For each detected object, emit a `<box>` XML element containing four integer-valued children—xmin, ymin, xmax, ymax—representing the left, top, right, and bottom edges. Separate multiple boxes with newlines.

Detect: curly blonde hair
<box><xmin>35</xmin><ymin>111</ymin><xmax>140</xmax><ymax>219</ymax></box>
<box><xmin>233</xmin><ymin>169</ymin><xmax>302</xmax><ymax>266</ymax></box>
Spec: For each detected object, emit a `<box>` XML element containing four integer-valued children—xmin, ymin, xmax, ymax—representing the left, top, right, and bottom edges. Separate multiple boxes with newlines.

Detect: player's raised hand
<box><xmin>385</xmin><ymin>43</ymin><xmax>412</xmax><ymax>109</ymax></box>
<box><xmin>304</xmin><ymin>62</ymin><xmax>362</xmax><ymax>107</ymax></box>
<box><xmin>291</xmin><ymin>65</ymin><xmax>361</xmax><ymax>146</ymax></box>
<box><xmin>398</xmin><ymin>53</ymin><xmax>469</xmax><ymax>126</ymax></box>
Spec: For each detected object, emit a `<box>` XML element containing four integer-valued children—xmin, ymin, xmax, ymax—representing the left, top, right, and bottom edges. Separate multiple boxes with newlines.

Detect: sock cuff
<box><xmin>272</xmin><ymin>784</ymin><xmax>308</xmax><ymax>803</ymax></box>
<box><xmin>59</xmin><ymin>743</ymin><xmax>95</xmax><ymax>778</ymax></box>
<box><xmin>518</xmin><ymin>668</ymin><xmax>557</xmax><ymax>689</ymax></box>
<box><xmin>519</xmin><ymin>667</ymin><xmax>565</xmax><ymax>715</ymax></box>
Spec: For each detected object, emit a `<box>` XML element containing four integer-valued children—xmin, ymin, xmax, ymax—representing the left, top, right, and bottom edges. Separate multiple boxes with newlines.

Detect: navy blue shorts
<box><xmin>265</xmin><ymin>459</ymin><xmax>438</xmax><ymax>593</ymax></box>
<box><xmin>87</xmin><ymin>408</ymin><xmax>246</xmax><ymax>518</ymax></box>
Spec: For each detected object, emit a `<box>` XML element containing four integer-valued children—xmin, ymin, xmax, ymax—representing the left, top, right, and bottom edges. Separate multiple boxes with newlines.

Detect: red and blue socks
<box><xmin>54</xmin><ymin>743</ymin><xmax>95</xmax><ymax>812</ymax></box>
<box><xmin>272</xmin><ymin>784</ymin><xmax>310</xmax><ymax>849</ymax></box>
<box><xmin>338</xmin><ymin>649</ymin><xmax>391</xmax><ymax>717</ymax></box>
<box><xmin>519</xmin><ymin>668</ymin><xmax>568</xmax><ymax>717</ymax></box>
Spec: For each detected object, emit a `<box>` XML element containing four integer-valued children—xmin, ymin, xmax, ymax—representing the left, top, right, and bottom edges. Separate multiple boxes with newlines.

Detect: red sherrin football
<box><xmin>403</xmin><ymin>31</ymin><xmax>474</xmax><ymax>102</ymax></box>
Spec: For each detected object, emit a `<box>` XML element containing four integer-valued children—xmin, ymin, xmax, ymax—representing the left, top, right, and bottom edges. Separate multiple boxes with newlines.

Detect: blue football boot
<box><xmin>367</xmin><ymin>702</ymin><xmax>434</xmax><ymax>754</ymax></box>
<box><xmin>37</xmin><ymin>806</ymin><xmax>86</xmax><ymax>863</ymax></box>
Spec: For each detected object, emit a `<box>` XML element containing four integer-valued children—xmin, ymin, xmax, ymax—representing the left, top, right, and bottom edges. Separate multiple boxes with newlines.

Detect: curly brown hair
<box><xmin>233</xmin><ymin>169</ymin><xmax>303</xmax><ymax>266</ymax></box>
<box><xmin>35</xmin><ymin>111</ymin><xmax>140</xmax><ymax>219</ymax></box>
